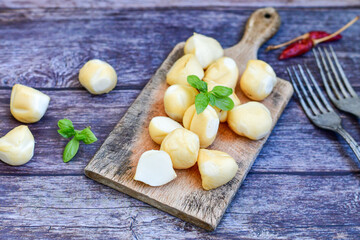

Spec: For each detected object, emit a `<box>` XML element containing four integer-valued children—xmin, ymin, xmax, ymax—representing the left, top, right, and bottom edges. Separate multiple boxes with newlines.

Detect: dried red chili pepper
<box><xmin>279</xmin><ymin>38</ymin><xmax>313</xmax><ymax>60</ymax></box>
<box><xmin>271</xmin><ymin>16</ymin><xmax>358</xmax><ymax>60</ymax></box>
<box><xmin>265</xmin><ymin>31</ymin><xmax>342</xmax><ymax>52</ymax></box>
<box><xmin>278</xmin><ymin>31</ymin><xmax>342</xmax><ymax>60</ymax></box>
<box><xmin>308</xmin><ymin>31</ymin><xmax>342</xmax><ymax>41</ymax></box>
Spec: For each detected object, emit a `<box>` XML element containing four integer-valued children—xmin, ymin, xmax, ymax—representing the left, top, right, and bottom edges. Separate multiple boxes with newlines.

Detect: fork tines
<box><xmin>313</xmin><ymin>46</ymin><xmax>357</xmax><ymax>101</ymax></box>
<box><xmin>287</xmin><ymin>65</ymin><xmax>333</xmax><ymax>117</ymax></box>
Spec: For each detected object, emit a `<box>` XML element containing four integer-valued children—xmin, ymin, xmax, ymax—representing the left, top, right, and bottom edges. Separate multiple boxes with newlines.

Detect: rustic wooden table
<box><xmin>1</xmin><ymin>1</ymin><xmax>360</xmax><ymax>239</ymax></box>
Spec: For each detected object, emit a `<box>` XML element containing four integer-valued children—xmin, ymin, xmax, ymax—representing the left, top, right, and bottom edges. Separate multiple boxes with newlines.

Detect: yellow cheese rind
<box><xmin>197</xmin><ymin>149</ymin><xmax>238</xmax><ymax>190</ymax></box>
<box><xmin>227</xmin><ymin>102</ymin><xmax>272</xmax><ymax>140</ymax></box>
<box><xmin>240</xmin><ymin>59</ymin><xmax>277</xmax><ymax>101</ymax></box>
<box><xmin>203</xmin><ymin>57</ymin><xmax>239</xmax><ymax>90</ymax></box>
<box><xmin>166</xmin><ymin>54</ymin><xmax>204</xmax><ymax>86</ymax></box>
<box><xmin>160</xmin><ymin>128</ymin><xmax>200</xmax><ymax>169</ymax></box>
<box><xmin>184</xmin><ymin>33</ymin><xmax>224</xmax><ymax>69</ymax></box>
<box><xmin>148</xmin><ymin>116</ymin><xmax>183</xmax><ymax>144</ymax></box>
<box><xmin>10</xmin><ymin>84</ymin><xmax>50</xmax><ymax>123</ymax></box>
<box><xmin>164</xmin><ymin>85</ymin><xmax>198</xmax><ymax>122</ymax></box>
<box><xmin>183</xmin><ymin>104</ymin><xmax>219</xmax><ymax>148</ymax></box>
<box><xmin>79</xmin><ymin>59</ymin><xmax>117</xmax><ymax>95</ymax></box>
<box><xmin>0</xmin><ymin>125</ymin><xmax>35</xmax><ymax>166</ymax></box>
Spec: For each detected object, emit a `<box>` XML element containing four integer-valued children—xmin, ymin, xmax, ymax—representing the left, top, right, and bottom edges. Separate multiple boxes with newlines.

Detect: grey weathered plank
<box><xmin>0</xmin><ymin>8</ymin><xmax>358</xmax><ymax>88</ymax></box>
<box><xmin>0</xmin><ymin>0</ymin><xmax>359</xmax><ymax>9</ymax></box>
<box><xmin>1</xmin><ymin>89</ymin><xmax>360</xmax><ymax>174</ymax></box>
<box><xmin>1</xmin><ymin>174</ymin><xmax>359</xmax><ymax>239</ymax></box>
<box><xmin>0</xmin><ymin>5</ymin><xmax>359</xmax><ymax>238</ymax></box>
<box><xmin>0</xmin><ymin>89</ymin><xmax>138</xmax><ymax>175</ymax></box>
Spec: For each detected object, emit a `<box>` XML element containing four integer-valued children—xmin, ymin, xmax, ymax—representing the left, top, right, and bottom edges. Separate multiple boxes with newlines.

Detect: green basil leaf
<box><xmin>74</xmin><ymin>130</ymin><xmax>85</xmax><ymax>141</ymax></box>
<box><xmin>58</xmin><ymin>118</ymin><xmax>74</xmax><ymax>130</ymax></box>
<box><xmin>75</xmin><ymin>127</ymin><xmax>98</xmax><ymax>144</ymax></box>
<box><xmin>63</xmin><ymin>138</ymin><xmax>80</xmax><ymax>163</ymax></box>
<box><xmin>57</xmin><ymin>128</ymin><xmax>75</xmax><ymax>138</ymax></box>
<box><xmin>195</xmin><ymin>92</ymin><xmax>210</xmax><ymax>114</ymax></box>
<box><xmin>214</xmin><ymin>97</ymin><xmax>235</xmax><ymax>111</ymax></box>
<box><xmin>211</xmin><ymin>86</ymin><xmax>233</xmax><ymax>97</ymax></box>
<box><xmin>187</xmin><ymin>75</ymin><xmax>207</xmax><ymax>93</ymax></box>
<box><xmin>57</xmin><ymin>119</ymin><xmax>75</xmax><ymax>138</ymax></box>
<box><xmin>208</xmin><ymin>93</ymin><xmax>216</xmax><ymax>106</ymax></box>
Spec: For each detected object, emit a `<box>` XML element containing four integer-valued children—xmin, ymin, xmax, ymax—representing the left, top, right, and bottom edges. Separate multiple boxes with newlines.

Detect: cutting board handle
<box><xmin>225</xmin><ymin>7</ymin><xmax>281</xmax><ymax>73</ymax></box>
<box><xmin>241</xmin><ymin>7</ymin><xmax>281</xmax><ymax>49</ymax></box>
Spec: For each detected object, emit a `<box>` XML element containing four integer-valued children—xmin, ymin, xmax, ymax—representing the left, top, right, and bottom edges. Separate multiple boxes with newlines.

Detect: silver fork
<box><xmin>313</xmin><ymin>46</ymin><xmax>360</xmax><ymax>118</ymax></box>
<box><xmin>287</xmin><ymin>65</ymin><xmax>360</xmax><ymax>165</ymax></box>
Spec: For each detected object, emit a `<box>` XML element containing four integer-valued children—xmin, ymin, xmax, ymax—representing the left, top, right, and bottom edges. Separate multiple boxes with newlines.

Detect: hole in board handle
<box><xmin>264</xmin><ymin>13</ymin><xmax>271</xmax><ymax>19</ymax></box>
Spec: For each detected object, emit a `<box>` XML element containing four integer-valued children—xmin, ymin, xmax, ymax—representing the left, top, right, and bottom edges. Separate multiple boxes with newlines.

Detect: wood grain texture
<box><xmin>0</xmin><ymin>89</ymin><xmax>138</xmax><ymax>175</ymax></box>
<box><xmin>0</xmin><ymin>8</ymin><xmax>358</xmax><ymax>89</ymax></box>
<box><xmin>1</xmin><ymin>174</ymin><xmax>360</xmax><ymax>239</ymax></box>
<box><xmin>1</xmin><ymin>0</ymin><xmax>359</xmax><ymax>9</ymax></box>
<box><xmin>225</xmin><ymin>7</ymin><xmax>281</xmax><ymax>74</ymax></box>
<box><xmin>1</xmin><ymin>89</ymin><xmax>360</xmax><ymax>175</ymax></box>
<box><xmin>85</xmin><ymin>8</ymin><xmax>293</xmax><ymax>230</ymax></box>
<box><xmin>0</xmin><ymin>5</ymin><xmax>360</xmax><ymax>239</ymax></box>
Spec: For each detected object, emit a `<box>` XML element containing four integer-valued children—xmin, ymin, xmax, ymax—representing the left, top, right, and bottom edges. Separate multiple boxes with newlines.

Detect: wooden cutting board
<box><xmin>85</xmin><ymin>7</ymin><xmax>293</xmax><ymax>231</ymax></box>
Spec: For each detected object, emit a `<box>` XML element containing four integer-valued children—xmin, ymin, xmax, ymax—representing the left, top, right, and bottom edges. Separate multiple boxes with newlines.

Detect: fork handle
<box><xmin>336</xmin><ymin>127</ymin><xmax>360</xmax><ymax>166</ymax></box>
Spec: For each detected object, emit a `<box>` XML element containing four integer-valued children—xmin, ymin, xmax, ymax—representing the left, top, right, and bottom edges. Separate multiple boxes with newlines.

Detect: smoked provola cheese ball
<box><xmin>197</xmin><ymin>149</ymin><xmax>238</xmax><ymax>190</ymax></box>
<box><xmin>160</xmin><ymin>128</ymin><xmax>200</xmax><ymax>169</ymax></box>
<box><xmin>207</xmin><ymin>81</ymin><xmax>241</xmax><ymax>122</ymax></box>
<box><xmin>183</xmin><ymin>104</ymin><xmax>219</xmax><ymax>148</ymax></box>
<box><xmin>166</xmin><ymin>54</ymin><xmax>204</xmax><ymax>86</ymax></box>
<box><xmin>0</xmin><ymin>125</ymin><xmax>35</xmax><ymax>166</ymax></box>
<box><xmin>10</xmin><ymin>84</ymin><xmax>50</xmax><ymax>123</ymax></box>
<box><xmin>227</xmin><ymin>102</ymin><xmax>272</xmax><ymax>140</ymax></box>
<box><xmin>184</xmin><ymin>33</ymin><xmax>224</xmax><ymax>69</ymax></box>
<box><xmin>203</xmin><ymin>57</ymin><xmax>239</xmax><ymax>90</ymax></box>
<box><xmin>164</xmin><ymin>84</ymin><xmax>198</xmax><ymax>122</ymax></box>
<box><xmin>79</xmin><ymin>59</ymin><xmax>117</xmax><ymax>95</ymax></box>
<box><xmin>134</xmin><ymin>150</ymin><xmax>177</xmax><ymax>187</ymax></box>
<box><xmin>240</xmin><ymin>60</ymin><xmax>277</xmax><ymax>101</ymax></box>
<box><xmin>148</xmin><ymin>116</ymin><xmax>183</xmax><ymax>144</ymax></box>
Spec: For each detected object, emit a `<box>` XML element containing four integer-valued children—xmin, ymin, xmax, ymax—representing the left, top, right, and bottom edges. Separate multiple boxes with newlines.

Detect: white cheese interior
<box><xmin>223</xmin><ymin>57</ymin><xmax>237</xmax><ymax>70</ymax></box>
<box><xmin>201</xmin><ymin>161</ymin><xmax>219</xmax><ymax>177</ymax></box>
<box><xmin>152</xmin><ymin>116</ymin><xmax>182</xmax><ymax>133</ymax></box>
<box><xmin>206</xmin><ymin>118</ymin><xmax>220</xmax><ymax>138</ymax></box>
<box><xmin>134</xmin><ymin>150</ymin><xmax>177</xmax><ymax>187</ymax></box>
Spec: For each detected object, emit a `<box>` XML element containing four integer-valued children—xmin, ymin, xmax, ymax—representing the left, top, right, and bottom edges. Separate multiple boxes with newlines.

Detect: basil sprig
<box><xmin>187</xmin><ymin>75</ymin><xmax>235</xmax><ymax>114</ymax></box>
<box><xmin>57</xmin><ymin>118</ymin><xmax>98</xmax><ymax>163</ymax></box>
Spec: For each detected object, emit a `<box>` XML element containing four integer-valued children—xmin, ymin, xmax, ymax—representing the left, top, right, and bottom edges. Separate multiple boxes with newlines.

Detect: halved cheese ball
<box><xmin>197</xmin><ymin>149</ymin><xmax>238</xmax><ymax>190</ymax></box>
<box><xmin>183</xmin><ymin>105</ymin><xmax>219</xmax><ymax>148</ymax></box>
<box><xmin>134</xmin><ymin>150</ymin><xmax>177</xmax><ymax>187</ymax></box>
<box><xmin>10</xmin><ymin>84</ymin><xmax>50</xmax><ymax>123</ymax></box>
<box><xmin>240</xmin><ymin>60</ymin><xmax>277</xmax><ymax>101</ymax></box>
<box><xmin>207</xmin><ymin>81</ymin><xmax>241</xmax><ymax>122</ymax></box>
<box><xmin>166</xmin><ymin>54</ymin><xmax>204</xmax><ymax>86</ymax></box>
<box><xmin>148</xmin><ymin>116</ymin><xmax>183</xmax><ymax>144</ymax></box>
<box><xmin>227</xmin><ymin>102</ymin><xmax>272</xmax><ymax>140</ymax></box>
<box><xmin>164</xmin><ymin>84</ymin><xmax>198</xmax><ymax>122</ymax></box>
<box><xmin>203</xmin><ymin>57</ymin><xmax>239</xmax><ymax>90</ymax></box>
<box><xmin>79</xmin><ymin>59</ymin><xmax>117</xmax><ymax>95</ymax></box>
<box><xmin>184</xmin><ymin>33</ymin><xmax>224</xmax><ymax>69</ymax></box>
<box><xmin>160</xmin><ymin>128</ymin><xmax>200</xmax><ymax>169</ymax></box>
<box><xmin>0</xmin><ymin>125</ymin><xmax>35</xmax><ymax>166</ymax></box>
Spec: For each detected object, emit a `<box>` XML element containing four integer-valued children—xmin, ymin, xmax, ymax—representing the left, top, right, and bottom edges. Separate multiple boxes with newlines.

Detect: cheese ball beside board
<box><xmin>1</xmin><ymin>58</ymin><xmax>117</xmax><ymax>167</ymax></box>
<box><xmin>79</xmin><ymin>59</ymin><xmax>117</xmax><ymax>95</ymax></box>
<box><xmin>10</xmin><ymin>84</ymin><xmax>50</xmax><ymax>123</ymax></box>
<box><xmin>0</xmin><ymin>125</ymin><xmax>35</xmax><ymax>166</ymax></box>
